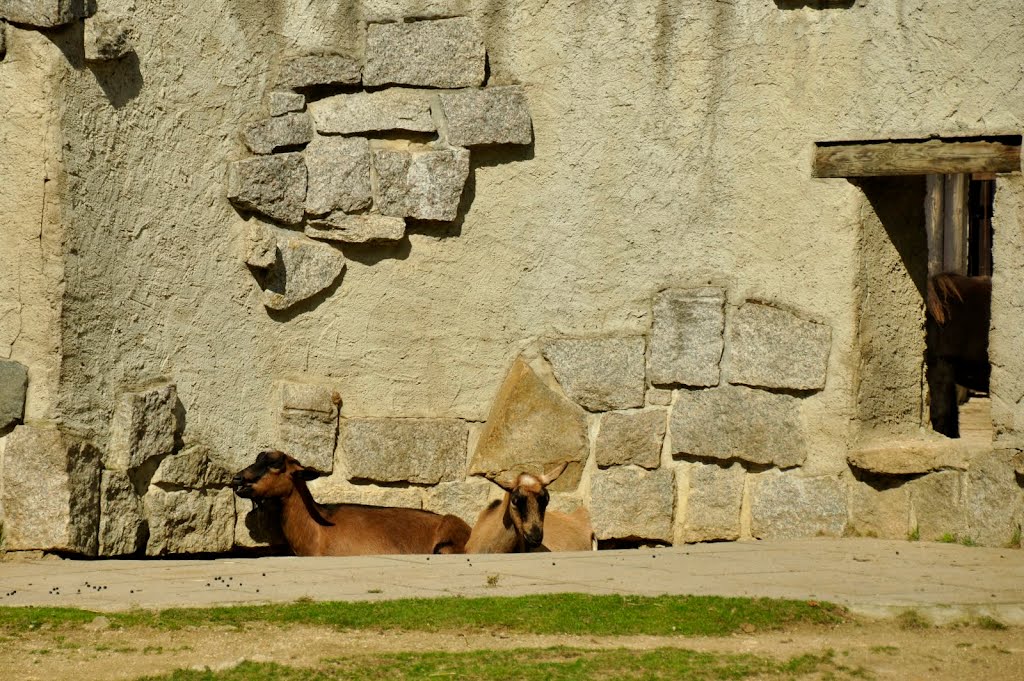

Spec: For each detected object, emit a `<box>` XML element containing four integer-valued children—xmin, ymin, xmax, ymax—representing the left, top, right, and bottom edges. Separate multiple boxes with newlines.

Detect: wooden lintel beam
<box><xmin>813</xmin><ymin>137</ymin><xmax>1021</xmax><ymax>178</ymax></box>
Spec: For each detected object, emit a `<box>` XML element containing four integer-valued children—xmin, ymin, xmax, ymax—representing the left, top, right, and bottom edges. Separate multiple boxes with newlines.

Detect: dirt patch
<box><xmin>3</xmin><ymin>620</ymin><xmax>1023</xmax><ymax>680</ymax></box>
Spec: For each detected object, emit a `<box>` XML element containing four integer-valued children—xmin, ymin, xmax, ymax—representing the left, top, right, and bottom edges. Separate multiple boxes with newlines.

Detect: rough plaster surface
<box><xmin>3</xmin><ymin>1</ymin><xmax>1024</xmax><ymax>547</ymax></box>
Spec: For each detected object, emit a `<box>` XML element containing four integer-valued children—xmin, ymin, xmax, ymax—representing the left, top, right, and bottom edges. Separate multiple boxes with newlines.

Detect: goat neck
<box><xmin>279</xmin><ymin>475</ymin><xmax>333</xmax><ymax>556</ymax></box>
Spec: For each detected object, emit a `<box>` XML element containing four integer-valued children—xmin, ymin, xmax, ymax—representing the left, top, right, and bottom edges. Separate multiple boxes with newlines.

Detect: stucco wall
<box><xmin>3</xmin><ymin>0</ymin><xmax>1024</xmax><ymax>552</ymax></box>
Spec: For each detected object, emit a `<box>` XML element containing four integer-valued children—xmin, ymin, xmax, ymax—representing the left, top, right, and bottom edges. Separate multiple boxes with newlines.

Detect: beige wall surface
<box><xmin>4</xmin><ymin>0</ymin><xmax>1024</xmax><ymax>473</ymax></box>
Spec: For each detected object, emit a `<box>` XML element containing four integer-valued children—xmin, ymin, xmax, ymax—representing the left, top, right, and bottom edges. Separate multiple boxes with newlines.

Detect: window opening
<box><xmin>924</xmin><ymin>173</ymin><xmax>994</xmax><ymax>440</ymax></box>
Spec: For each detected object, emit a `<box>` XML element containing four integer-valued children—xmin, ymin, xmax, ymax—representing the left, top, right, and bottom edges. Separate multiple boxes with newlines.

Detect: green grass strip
<box><xmin>135</xmin><ymin>648</ymin><xmax>854</xmax><ymax>681</ymax></box>
<box><xmin>0</xmin><ymin>594</ymin><xmax>846</xmax><ymax>637</ymax></box>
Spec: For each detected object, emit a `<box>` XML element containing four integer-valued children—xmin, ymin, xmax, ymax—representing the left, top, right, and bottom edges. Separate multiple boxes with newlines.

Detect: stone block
<box><xmin>470</xmin><ymin>357</ymin><xmax>588</xmax><ymax>492</ymax></box>
<box><xmin>1</xmin><ymin>0</ymin><xmax>95</xmax><ymax>28</ymax></box>
<box><xmin>227</xmin><ymin>153</ymin><xmax>307</xmax><ymax>225</ymax></box>
<box><xmin>307</xmin><ymin>476</ymin><xmax>424</xmax><ymax>509</ymax></box>
<box><xmin>310</xmin><ymin>89</ymin><xmax>436</xmax><ymax>135</ymax></box>
<box><xmin>339</xmin><ymin>418</ymin><xmax>467</xmax><ymax>484</ymax></box>
<box><xmin>749</xmin><ymin>471</ymin><xmax>847</xmax><ymax>539</ymax></box>
<box><xmin>83</xmin><ymin>15</ymin><xmax>133</xmax><ymax>62</ymax></box>
<box><xmin>590</xmin><ymin>466</ymin><xmax>675</xmax><ymax>542</ymax></box>
<box><xmin>275</xmin><ymin>49</ymin><xmax>360</xmax><ymax>90</ymax></box>
<box><xmin>274</xmin><ymin>382</ymin><xmax>338</xmax><ymax>473</ymax></box>
<box><xmin>846</xmin><ymin>479</ymin><xmax>910</xmax><ymax>540</ymax></box>
<box><xmin>364</xmin><ymin>17</ymin><xmax>485</xmax><ymax>88</ymax></box>
<box><xmin>962</xmin><ymin>451</ymin><xmax>1023</xmax><ymax>546</ymax></box>
<box><xmin>847</xmin><ymin>436</ymin><xmax>975</xmax><ymax>476</ymax></box>
<box><xmin>242</xmin><ymin>112</ymin><xmax>314</xmax><ymax>155</ymax></box>
<box><xmin>670</xmin><ymin>385</ymin><xmax>806</xmax><ymax>468</ymax></box>
<box><xmin>0</xmin><ymin>424</ymin><xmax>100</xmax><ymax>554</ymax></box>
<box><xmin>595</xmin><ymin>409</ymin><xmax>665</xmax><ymax>469</ymax></box>
<box><xmin>908</xmin><ymin>470</ymin><xmax>966</xmax><ymax>541</ymax></box>
<box><xmin>98</xmin><ymin>470</ymin><xmax>145</xmax><ymax>556</ymax></box>
<box><xmin>726</xmin><ymin>302</ymin><xmax>831</xmax><ymax>391</ymax></box>
<box><xmin>437</xmin><ymin>86</ymin><xmax>533</xmax><ymax>147</ymax></box>
<box><xmin>306</xmin><ymin>213</ymin><xmax>405</xmax><ymax>244</ymax></box>
<box><xmin>106</xmin><ymin>383</ymin><xmax>178</xmax><ymax>471</ymax></box>
<box><xmin>233</xmin><ymin>495</ymin><xmax>286</xmax><ymax>549</ymax></box>
<box><xmin>0</xmin><ymin>358</ymin><xmax>28</xmax><ymax>430</ymax></box>
<box><xmin>648</xmin><ymin>287</ymin><xmax>725</xmax><ymax>387</ymax></box>
<box><xmin>304</xmin><ymin>135</ymin><xmax>372</xmax><ymax>216</ymax></box>
<box><xmin>423</xmin><ymin>477</ymin><xmax>502</xmax><ymax>526</ymax></box>
<box><xmin>542</xmin><ymin>337</ymin><xmax>646</xmax><ymax>412</ymax></box>
<box><xmin>241</xmin><ymin>219</ymin><xmax>278</xmax><ymax>269</ymax></box>
<box><xmin>372</xmin><ymin>146</ymin><xmax>469</xmax><ymax>222</ymax></box>
<box><xmin>646</xmin><ymin>387</ymin><xmax>673</xmax><ymax>406</ymax></box>
<box><xmin>151</xmin><ymin>445</ymin><xmax>233</xmax><ymax>489</ymax></box>
<box><xmin>676</xmin><ymin>461</ymin><xmax>745</xmax><ymax>543</ymax></box>
<box><xmin>144</xmin><ymin>487</ymin><xmax>235</xmax><ymax>555</ymax></box>
<box><xmin>269</xmin><ymin>91</ymin><xmax>305</xmax><ymax>117</ymax></box>
<box><xmin>259</xmin><ymin>230</ymin><xmax>347</xmax><ymax>311</ymax></box>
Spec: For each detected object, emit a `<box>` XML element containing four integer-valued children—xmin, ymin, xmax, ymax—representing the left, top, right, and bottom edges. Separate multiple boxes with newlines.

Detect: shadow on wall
<box><xmin>41</xmin><ymin>21</ymin><xmax>143</xmax><ymax>109</ymax></box>
<box><xmin>774</xmin><ymin>1</ymin><xmax>856</xmax><ymax>9</ymax></box>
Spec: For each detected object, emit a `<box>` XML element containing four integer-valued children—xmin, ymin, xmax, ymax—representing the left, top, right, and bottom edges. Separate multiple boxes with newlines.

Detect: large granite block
<box><xmin>0</xmin><ymin>424</ymin><xmax>100</xmax><ymax>554</ymax></box>
<box><xmin>151</xmin><ymin>445</ymin><xmax>233</xmax><ymax>489</ymax></box>
<box><xmin>542</xmin><ymin>337</ymin><xmax>646</xmax><ymax>412</ymax></box>
<box><xmin>676</xmin><ymin>461</ymin><xmax>744</xmax><ymax>543</ymax></box>
<box><xmin>372</xmin><ymin>146</ymin><xmax>469</xmax><ymax>221</ymax></box>
<box><xmin>437</xmin><ymin>86</ymin><xmax>533</xmax><ymax>147</ymax></box>
<box><xmin>310</xmin><ymin>89</ymin><xmax>435</xmax><ymax>135</ymax></box>
<box><xmin>908</xmin><ymin>470</ymin><xmax>965</xmax><ymax>542</ymax></box>
<box><xmin>595</xmin><ymin>409</ymin><xmax>665</xmax><ymax>469</ymax></box>
<box><xmin>259</xmin><ymin>230</ymin><xmax>347</xmax><ymax>311</ymax></box>
<box><xmin>423</xmin><ymin>477</ymin><xmax>502</xmax><ymax>526</ymax></box>
<box><xmin>0</xmin><ymin>358</ymin><xmax>27</xmax><ymax>430</ymax></box>
<box><xmin>364</xmin><ymin>17</ymin><xmax>485</xmax><ymax>88</ymax></box>
<box><xmin>304</xmin><ymin>135</ymin><xmax>372</xmax><ymax>216</ymax></box>
<box><xmin>274</xmin><ymin>382</ymin><xmax>338</xmax><ymax>473</ymax></box>
<box><xmin>1</xmin><ymin>0</ymin><xmax>95</xmax><ymax>28</ymax></box>
<box><xmin>242</xmin><ymin>112</ymin><xmax>314</xmax><ymax>155</ymax></box>
<box><xmin>227</xmin><ymin>153</ymin><xmax>307</xmax><ymax>225</ymax></box>
<box><xmin>338</xmin><ymin>418</ymin><xmax>468</xmax><ymax>484</ymax></box>
<box><xmin>648</xmin><ymin>287</ymin><xmax>725</xmax><ymax>387</ymax></box>
<box><xmin>727</xmin><ymin>302</ymin><xmax>831</xmax><ymax>391</ymax></box>
<box><xmin>106</xmin><ymin>383</ymin><xmax>178</xmax><ymax>471</ymax></box>
<box><xmin>144</xmin><ymin>487</ymin><xmax>235</xmax><ymax>555</ymax></box>
<box><xmin>590</xmin><ymin>466</ymin><xmax>675</xmax><ymax>542</ymax></box>
<box><xmin>98</xmin><ymin>470</ymin><xmax>145</xmax><ymax>556</ymax></box>
<box><xmin>670</xmin><ymin>385</ymin><xmax>806</xmax><ymax>468</ymax></box>
<box><xmin>268</xmin><ymin>91</ymin><xmax>305</xmax><ymax>117</ymax></box>
<box><xmin>749</xmin><ymin>471</ymin><xmax>847</xmax><ymax>539</ymax></box>
<box><xmin>470</xmin><ymin>357</ymin><xmax>588</xmax><ymax>492</ymax></box>
<box><xmin>83</xmin><ymin>15</ymin><xmax>133</xmax><ymax>62</ymax></box>
<box><xmin>962</xmin><ymin>451</ymin><xmax>1023</xmax><ymax>546</ymax></box>
<box><xmin>847</xmin><ymin>479</ymin><xmax>910</xmax><ymax>540</ymax></box>
<box><xmin>275</xmin><ymin>50</ymin><xmax>361</xmax><ymax>90</ymax></box>
<box><xmin>306</xmin><ymin>213</ymin><xmax>405</xmax><ymax>244</ymax></box>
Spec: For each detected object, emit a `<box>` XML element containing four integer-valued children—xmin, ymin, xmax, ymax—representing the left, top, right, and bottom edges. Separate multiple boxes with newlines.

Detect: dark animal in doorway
<box><xmin>926</xmin><ymin>273</ymin><xmax>991</xmax><ymax>438</ymax></box>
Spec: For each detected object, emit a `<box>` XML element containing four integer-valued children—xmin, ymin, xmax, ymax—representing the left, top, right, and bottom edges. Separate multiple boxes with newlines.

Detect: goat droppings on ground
<box><xmin>486</xmin><ymin>574</ymin><xmax>500</xmax><ymax>587</ymax></box>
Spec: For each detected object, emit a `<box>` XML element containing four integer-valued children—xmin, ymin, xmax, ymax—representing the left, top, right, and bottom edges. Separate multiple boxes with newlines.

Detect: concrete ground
<box><xmin>1</xmin><ymin>538</ymin><xmax>1022</xmax><ymax>624</ymax></box>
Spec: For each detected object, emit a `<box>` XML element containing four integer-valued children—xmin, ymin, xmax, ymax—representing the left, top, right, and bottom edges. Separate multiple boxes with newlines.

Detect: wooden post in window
<box><xmin>925</xmin><ymin>174</ymin><xmax>945</xmax><ymax>278</ymax></box>
<box><xmin>942</xmin><ymin>173</ymin><xmax>969</xmax><ymax>274</ymax></box>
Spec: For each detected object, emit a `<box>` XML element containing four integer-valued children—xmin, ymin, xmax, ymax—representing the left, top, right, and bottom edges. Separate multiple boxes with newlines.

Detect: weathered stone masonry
<box><xmin>2</xmin><ymin>2</ymin><xmax>1024</xmax><ymax>557</ymax></box>
<box><xmin>230</xmin><ymin>16</ymin><xmax>534</xmax><ymax>311</ymax></box>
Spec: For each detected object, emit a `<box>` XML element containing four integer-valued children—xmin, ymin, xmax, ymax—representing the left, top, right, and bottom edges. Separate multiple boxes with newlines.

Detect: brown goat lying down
<box><xmin>232</xmin><ymin>450</ymin><xmax>471</xmax><ymax>556</ymax></box>
<box><xmin>466</xmin><ymin>463</ymin><xmax>595</xmax><ymax>553</ymax></box>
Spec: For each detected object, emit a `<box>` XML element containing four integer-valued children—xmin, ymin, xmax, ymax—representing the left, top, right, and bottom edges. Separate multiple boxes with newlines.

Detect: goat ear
<box><xmin>291</xmin><ymin>468</ymin><xmax>322</xmax><ymax>482</ymax></box>
<box><xmin>538</xmin><ymin>461</ymin><xmax>569</xmax><ymax>486</ymax></box>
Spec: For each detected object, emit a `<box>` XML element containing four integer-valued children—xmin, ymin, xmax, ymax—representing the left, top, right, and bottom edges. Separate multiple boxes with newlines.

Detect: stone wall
<box><xmin>1</xmin><ymin>1</ymin><xmax>1023</xmax><ymax>555</ymax></box>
